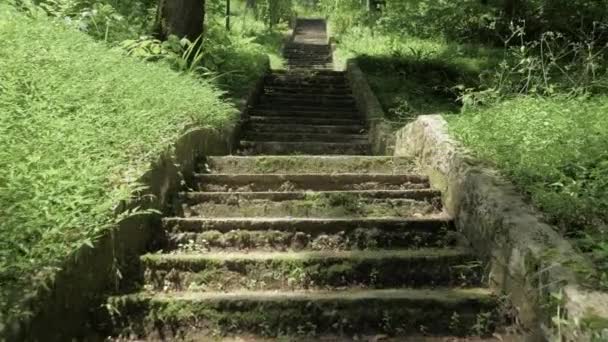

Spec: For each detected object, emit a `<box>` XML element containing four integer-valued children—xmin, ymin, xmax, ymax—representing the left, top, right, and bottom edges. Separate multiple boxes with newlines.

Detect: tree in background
<box><xmin>156</xmin><ymin>0</ymin><xmax>205</xmax><ymax>39</ymax></box>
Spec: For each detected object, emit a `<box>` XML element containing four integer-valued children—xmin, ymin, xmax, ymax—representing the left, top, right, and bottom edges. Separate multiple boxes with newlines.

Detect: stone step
<box><xmin>284</xmin><ymin>49</ymin><xmax>331</xmax><ymax>54</ymax></box>
<box><xmin>271</xmin><ymin>69</ymin><xmax>344</xmax><ymax>77</ymax></box>
<box><xmin>264</xmin><ymin>86</ymin><xmax>352</xmax><ymax>96</ymax></box>
<box><xmin>181</xmin><ymin>197</ymin><xmax>440</xmax><ymax>219</ymax></box>
<box><xmin>250</xmin><ymin>107</ymin><xmax>359</xmax><ymax>117</ymax></box>
<box><xmin>163</xmin><ymin>216</ymin><xmax>457</xmax><ymax>251</ymax></box>
<box><xmin>166</xmin><ymin>223</ymin><xmax>458</xmax><ymax>252</ymax></box>
<box><xmin>245</xmin><ymin>123</ymin><xmax>365</xmax><ymax>135</ymax></box>
<box><xmin>286</xmin><ymin>60</ymin><xmax>332</xmax><ymax>65</ymax></box>
<box><xmin>238</xmin><ymin>141</ymin><xmax>370</xmax><ymax>155</ymax></box>
<box><xmin>248</xmin><ymin>115</ymin><xmax>362</xmax><ymax>126</ymax></box>
<box><xmin>106</xmin><ymin>288</ymin><xmax>497</xmax><ymax>338</ymax></box>
<box><xmin>193</xmin><ymin>173</ymin><xmax>429</xmax><ymax>192</ymax></box>
<box><xmin>284</xmin><ymin>46</ymin><xmax>331</xmax><ymax>51</ymax></box>
<box><xmin>261</xmin><ymin>92</ymin><xmax>354</xmax><ymax>101</ymax></box>
<box><xmin>203</xmin><ymin>156</ymin><xmax>417</xmax><ymax>174</ymax></box>
<box><xmin>287</xmin><ymin>65</ymin><xmax>335</xmax><ymax>71</ymax></box>
<box><xmin>163</xmin><ymin>215</ymin><xmax>451</xmax><ymax>234</ymax></box>
<box><xmin>243</xmin><ymin>132</ymin><xmax>368</xmax><ymax>143</ymax></box>
<box><xmin>181</xmin><ymin>190</ymin><xmax>441</xmax><ymax>204</ymax></box>
<box><xmin>258</xmin><ymin>96</ymin><xmax>356</xmax><ymax>108</ymax></box>
<box><xmin>265</xmin><ymin>75</ymin><xmax>347</xmax><ymax>86</ymax></box>
<box><xmin>285</xmin><ymin>58</ymin><xmax>332</xmax><ymax>64</ymax></box>
<box><xmin>140</xmin><ymin>249</ymin><xmax>483</xmax><ymax>292</ymax></box>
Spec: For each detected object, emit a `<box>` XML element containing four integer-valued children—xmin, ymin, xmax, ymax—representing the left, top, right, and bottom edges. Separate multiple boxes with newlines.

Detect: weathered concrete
<box><xmin>394</xmin><ymin>115</ymin><xmax>608</xmax><ymax>341</ymax></box>
<box><xmin>345</xmin><ymin>59</ymin><xmax>396</xmax><ymax>155</ymax></box>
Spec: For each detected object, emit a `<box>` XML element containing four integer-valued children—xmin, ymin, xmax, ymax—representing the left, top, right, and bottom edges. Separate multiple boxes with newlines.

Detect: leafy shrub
<box><xmin>0</xmin><ymin>4</ymin><xmax>234</xmax><ymax>319</ymax></box>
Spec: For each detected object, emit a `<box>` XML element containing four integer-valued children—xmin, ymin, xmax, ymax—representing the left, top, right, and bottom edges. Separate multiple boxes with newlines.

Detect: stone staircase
<box><xmin>103</xmin><ymin>19</ymin><xmax>503</xmax><ymax>341</ymax></box>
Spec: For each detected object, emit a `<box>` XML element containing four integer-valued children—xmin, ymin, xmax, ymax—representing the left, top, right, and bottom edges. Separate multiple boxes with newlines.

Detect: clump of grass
<box><xmin>448</xmin><ymin>95</ymin><xmax>608</xmax><ymax>286</ymax></box>
<box><xmin>0</xmin><ymin>4</ymin><xmax>235</xmax><ymax>319</ymax></box>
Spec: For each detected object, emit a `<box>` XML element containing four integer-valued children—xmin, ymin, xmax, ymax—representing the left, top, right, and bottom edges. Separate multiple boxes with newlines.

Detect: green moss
<box><xmin>106</xmin><ymin>290</ymin><xmax>498</xmax><ymax>338</ymax></box>
<box><xmin>142</xmin><ymin>250</ymin><xmax>482</xmax><ymax>291</ymax></box>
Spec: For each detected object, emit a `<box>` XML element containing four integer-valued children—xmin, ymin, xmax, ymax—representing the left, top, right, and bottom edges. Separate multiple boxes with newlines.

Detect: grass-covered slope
<box><xmin>449</xmin><ymin>96</ymin><xmax>608</xmax><ymax>284</ymax></box>
<box><xmin>0</xmin><ymin>5</ymin><xmax>235</xmax><ymax>317</ymax></box>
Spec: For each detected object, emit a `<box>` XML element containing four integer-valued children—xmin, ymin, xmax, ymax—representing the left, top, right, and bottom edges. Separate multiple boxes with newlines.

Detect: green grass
<box><xmin>332</xmin><ymin>26</ymin><xmax>502</xmax><ymax>125</ymax></box>
<box><xmin>448</xmin><ymin>96</ymin><xmax>608</xmax><ymax>285</ymax></box>
<box><xmin>205</xmin><ymin>1</ymin><xmax>289</xmax><ymax>97</ymax></box>
<box><xmin>0</xmin><ymin>4</ymin><xmax>235</xmax><ymax>318</ymax></box>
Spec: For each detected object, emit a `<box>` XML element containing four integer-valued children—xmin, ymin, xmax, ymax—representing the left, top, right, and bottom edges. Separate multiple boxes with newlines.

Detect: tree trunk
<box><xmin>226</xmin><ymin>0</ymin><xmax>231</xmax><ymax>31</ymax></box>
<box><xmin>156</xmin><ymin>0</ymin><xmax>205</xmax><ymax>40</ymax></box>
<box><xmin>504</xmin><ymin>0</ymin><xmax>523</xmax><ymax>19</ymax></box>
<box><xmin>246</xmin><ymin>0</ymin><xmax>255</xmax><ymax>9</ymax></box>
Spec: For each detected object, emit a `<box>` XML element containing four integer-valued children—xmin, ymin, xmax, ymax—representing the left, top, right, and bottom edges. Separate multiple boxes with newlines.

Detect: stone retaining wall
<box><xmin>395</xmin><ymin>115</ymin><xmax>608</xmax><ymax>341</ymax></box>
<box><xmin>345</xmin><ymin>59</ymin><xmax>395</xmax><ymax>155</ymax></box>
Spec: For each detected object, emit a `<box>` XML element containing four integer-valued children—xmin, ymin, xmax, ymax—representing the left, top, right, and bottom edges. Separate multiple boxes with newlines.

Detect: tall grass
<box><xmin>0</xmin><ymin>4</ymin><xmax>235</xmax><ymax>318</ymax></box>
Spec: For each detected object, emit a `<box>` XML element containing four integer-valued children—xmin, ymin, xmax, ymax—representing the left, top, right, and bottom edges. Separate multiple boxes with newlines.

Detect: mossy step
<box><xmin>253</xmin><ymin>104</ymin><xmax>358</xmax><ymax>115</ymax></box>
<box><xmin>181</xmin><ymin>197</ymin><xmax>439</xmax><ymax>219</ymax></box>
<box><xmin>243</xmin><ymin>132</ymin><xmax>368</xmax><ymax>143</ymax></box>
<box><xmin>248</xmin><ymin>115</ymin><xmax>362</xmax><ymax>126</ymax></box>
<box><xmin>262</xmin><ymin>92</ymin><xmax>354</xmax><ymax>100</ymax></box>
<box><xmin>265</xmin><ymin>76</ymin><xmax>348</xmax><ymax>86</ymax></box>
<box><xmin>259</xmin><ymin>96</ymin><xmax>355</xmax><ymax>107</ymax></box>
<box><xmin>264</xmin><ymin>87</ymin><xmax>352</xmax><ymax>96</ymax></box>
<box><xmin>167</xmin><ymin>223</ymin><xmax>458</xmax><ymax>252</ymax></box>
<box><xmin>181</xmin><ymin>190</ymin><xmax>440</xmax><ymax>204</ymax></box>
<box><xmin>286</xmin><ymin>63</ymin><xmax>334</xmax><ymax>68</ymax></box>
<box><xmin>194</xmin><ymin>173</ymin><xmax>429</xmax><ymax>192</ymax></box>
<box><xmin>141</xmin><ymin>249</ymin><xmax>483</xmax><ymax>292</ymax></box>
<box><xmin>246</xmin><ymin>123</ymin><xmax>365</xmax><ymax>135</ymax></box>
<box><xmin>238</xmin><ymin>141</ymin><xmax>370</xmax><ymax>156</ymax></box>
<box><xmin>250</xmin><ymin>107</ymin><xmax>359</xmax><ymax>117</ymax></box>
<box><xmin>106</xmin><ymin>288</ymin><xmax>497</xmax><ymax>338</ymax></box>
<box><xmin>271</xmin><ymin>69</ymin><xmax>342</xmax><ymax>76</ymax></box>
<box><xmin>204</xmin><ymin>156</ymin><xmax>417</xmax><ymax>174</ymax></box>
<box><xmin>162</xmin><ymin>216</ymin><xmax>453</xmax><ymax>234</ymax></box>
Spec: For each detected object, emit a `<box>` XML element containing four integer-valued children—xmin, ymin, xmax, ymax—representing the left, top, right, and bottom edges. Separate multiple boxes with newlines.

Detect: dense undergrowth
<box><xmin>0</xmin><ymin>3</ymin><xmax>236</xmax><ymax>323</ymax></box>
<box><xmin>320</xmin><ymin>0</ymin><xmax>608</xmax><ymax>286</ymax></box>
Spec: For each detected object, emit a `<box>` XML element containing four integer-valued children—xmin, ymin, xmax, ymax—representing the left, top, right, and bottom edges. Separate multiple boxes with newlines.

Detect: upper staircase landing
<box><xmin>291</xmin><ymin>18</ymin><xmax>329</xmax><ymax>45</ymax></box>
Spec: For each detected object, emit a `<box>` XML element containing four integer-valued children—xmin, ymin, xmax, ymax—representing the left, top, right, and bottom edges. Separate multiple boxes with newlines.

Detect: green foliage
<box><xmin>449</xmin><ymin>96</ymin><xmax>608</xmax><ymax>284</ymax></box>
<box><xmin>255</xmin><ymin>0</ymin><xmax>294</xmax><ymax>27</ymax></box>
<box><xmin>33</xmin><ymin>0</ymin><xmax>156</xmax><ymax>42</ymax></box>
<box><xmin>0</xmin><ymin>4</ymin><xmax>234</xmax><ymax>319</ymax></box>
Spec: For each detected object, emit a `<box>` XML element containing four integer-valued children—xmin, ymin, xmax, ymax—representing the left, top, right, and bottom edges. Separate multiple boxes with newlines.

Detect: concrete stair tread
<box><xmin>144</xmin><ymin>248</ymin><xmax>473</xmax><ymax>262</ymax></box>
<box><xmin>181</xmin><ymin>189</ymin><xmax>441</xmax><ymax>203</ymax></box>
<box><xmin>248</xmin><ymin>115</ymin><xmax>363</xmax><ymax>125</ymax></box>
<box><xmin>163</xmin><ymin>215</ymin><xmax>453</xmax><ymax>234</ymax></box>
<box><xmin>203</xmin><ymin>156</ymin><xmax>418</xmax><ymax>174</ymax></box>
<box><xmin>194</xmin><ymin>172</ymin><xmax>429</xmax><ymax>191</ymax></box>
<box><xmin>238</xmin><ymin>141</ymin><xmax>370</xmax><ymax>156</ymax></box>
<box><xmin>250</xmin><ymin>108</ymin><xmax>359</xmax><ymax>116</ymax></box>
<box><xmin>120</xmin><ymin>287</ymin><xmax>494</xmax><ymax>302</ymax></box>
<box><xmin>245</xmin><ymin>123</ymin><xmax>366</xmax><ymax>134</ymax></box>
<box><xmin>141</xmin><ymin>249</ymin><xmax>482</xmax><ymax>290</ymax></box>
<box><xmin>262</xmin><ymin>93</ymin><xmax>354</xmax><ymax>100</ymax></box>
<box><xmin>243</xmin><ymin>132</ymin><xmax>368</xmax><ymax>143</ymax></box>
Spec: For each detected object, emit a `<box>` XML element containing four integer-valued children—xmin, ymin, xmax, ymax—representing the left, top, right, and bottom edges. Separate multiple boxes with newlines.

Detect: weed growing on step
<box><xmin>0</xmin><ymin>5</ymin><xmax>234</xmax><ymax>323</ymax></box>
